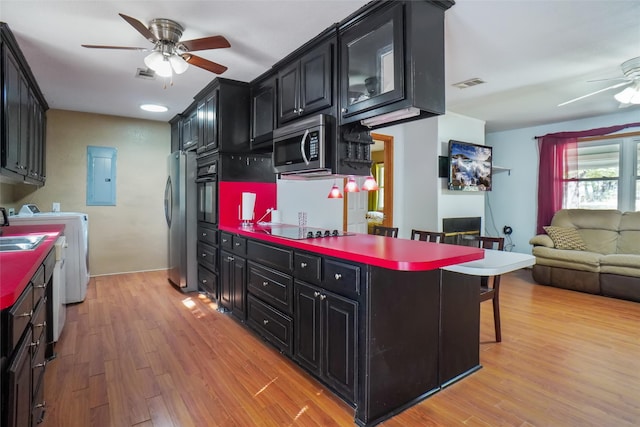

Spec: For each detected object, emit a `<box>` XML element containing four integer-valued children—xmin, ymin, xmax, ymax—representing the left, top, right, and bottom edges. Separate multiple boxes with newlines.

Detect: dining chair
<box><xmin>372</xmin><ymin>225</ymin><xmax>399</xmax><ymax>238</ymax></box>
<box><xmin>455</xmin><ymin>235</ymin><xmax>505</xmax><ymax>342</ymax></box>
<box><xmin>410</xmin><ymin>229</ymin><xmax>446</xmax><ymax>243</ymax></box>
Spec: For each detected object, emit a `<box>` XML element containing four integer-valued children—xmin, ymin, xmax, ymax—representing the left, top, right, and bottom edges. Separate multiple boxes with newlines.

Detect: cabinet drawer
<box><xmin>8</xmin><ymin>284</ymin><xmax>34</xmax><ymax>353</ymax></box>
<box><xmin>220</xmin><ymin>232</ymin><xmax>233</xmax><ymax>251</ymax></box>
<box><xmin>31</xmin><ymin>265</ymin><xmax>46</xmax><ymax>305</ymax></box>
<box><xmin>247</xmin><ymin>295</ymin><xmax>293</xmax><ymax>356</ymax></box>
<box><xmin>31</xmin><ymin>297</ymin><xmax>47</xmax><ymax>341</ymax></box>
<box><xmin>198</xmin><ymin>265</ymin><xmax>218</xmax><ymax>299</ymax></box>
<box><xmin>198</xmin><ymin>224</ymin><xmax>218</xmax><ymax>246</ymax></box>
<box><xmin>232</xmin><ymin>235</ymin><xmax>247</xmax><ymax>255</ymax></box>
<box><xmin>247</xmin><ymin>240</ymin><xmax>293</xmax><ymax>272</ymax></box>
<box><xmin>247</xmin><ymin>261</ymin><xmax>294</xmax><ymax>314</ymax></box>
<box><xmin>294</xmin><ymin>252</ymin><xmax>322</xmax><ymax>285</ymax></box>
<box><xmin>323</xmin><ymin>259</ymin><xmax>360</xmax><ymax>298</ymax></box>
<box><xmin>197</xmin><ymin>242</ymin><xmax>218</xmax><ymax>272</ymax></box>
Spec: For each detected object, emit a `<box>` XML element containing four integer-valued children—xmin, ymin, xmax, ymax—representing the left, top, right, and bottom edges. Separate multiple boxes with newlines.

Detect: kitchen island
<box><xmin>218</xmin><ymin>224</ymin><xmax>484</xmax><ymax>426</ymax></box>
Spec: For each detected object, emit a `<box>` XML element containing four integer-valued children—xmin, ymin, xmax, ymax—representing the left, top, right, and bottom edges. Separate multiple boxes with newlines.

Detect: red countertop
<box><xmin>0</xmin><ymin>224</ymin><xmax>64</xmax><ymax>310</ymax></box>
<box><xmin>220</xmin><ymin>224</ymin><xmax>484</xmax><ymax>271</ymax></box>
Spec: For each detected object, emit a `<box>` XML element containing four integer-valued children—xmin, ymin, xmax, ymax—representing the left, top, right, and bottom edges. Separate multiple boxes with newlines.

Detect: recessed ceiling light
<box><xmin>140</xmin><ymin>104</ymin><xmax>168</xmax><ymax>113</ymax></box>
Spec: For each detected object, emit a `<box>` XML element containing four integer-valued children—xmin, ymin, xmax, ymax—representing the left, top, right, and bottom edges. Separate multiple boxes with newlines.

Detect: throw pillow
<box><xmin>543</xmin><ymin>226</ymin><xmax>587</xmax><ymax>250</ymax></box>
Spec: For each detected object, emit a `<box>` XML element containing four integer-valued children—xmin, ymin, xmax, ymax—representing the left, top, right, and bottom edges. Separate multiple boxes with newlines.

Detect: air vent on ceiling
<box><xmin>135</xmin><ymin>68</ymin><xmax>156</xmax><ymax>80</ymax></box>
<box><xmin>452</xmin><ymin>78</ymin><xmax>485</xmax><ymax>89</ymax></box>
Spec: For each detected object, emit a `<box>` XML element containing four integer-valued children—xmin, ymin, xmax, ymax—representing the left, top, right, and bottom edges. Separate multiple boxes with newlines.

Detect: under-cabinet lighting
<box><xmin>360</xmin><ymin>107</ymin><xmax>420</xmax><ymax>128</ymax></box>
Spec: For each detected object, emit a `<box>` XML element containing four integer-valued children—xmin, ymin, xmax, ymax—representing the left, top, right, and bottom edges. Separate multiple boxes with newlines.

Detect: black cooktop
<box><xmin>259</xmin><ymin>225</ymin><xmax>354</xmax><ymax>240</ymax></box>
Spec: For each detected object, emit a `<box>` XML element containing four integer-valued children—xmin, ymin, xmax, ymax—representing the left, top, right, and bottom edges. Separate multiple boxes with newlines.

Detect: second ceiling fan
<box><xmin>82</xmin><ymin>13</ymin><xmax>230</xmax><ymax>77</ymax></box>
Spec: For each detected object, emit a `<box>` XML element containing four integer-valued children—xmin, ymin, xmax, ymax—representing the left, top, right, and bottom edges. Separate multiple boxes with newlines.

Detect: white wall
<box><xmin>437</xmin><ymin>112</ymin><xmax>487</xmax><ymax>231</ymax></box>
<box><xmin>486</xmin><ymin>109</ymin><xmax>640</xmax><ymax>254</ymax></box>
<box><xmin>375</xmin><ymin>117</ymin><xmax>439</xmax><ymax>238</ymax></box>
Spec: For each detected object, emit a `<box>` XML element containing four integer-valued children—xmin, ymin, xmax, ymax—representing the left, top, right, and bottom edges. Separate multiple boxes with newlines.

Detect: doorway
<box><xmin>370</xmin><ymin>132</ymin><xmax>394</xmax><ymax>228</ymax></box>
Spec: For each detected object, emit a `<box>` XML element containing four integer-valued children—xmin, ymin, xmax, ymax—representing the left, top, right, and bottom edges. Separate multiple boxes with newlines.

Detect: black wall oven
<box><xmin>196</xmin><ymin>155</ymin><xmax>218</xmax><ymax>225</ymax></box>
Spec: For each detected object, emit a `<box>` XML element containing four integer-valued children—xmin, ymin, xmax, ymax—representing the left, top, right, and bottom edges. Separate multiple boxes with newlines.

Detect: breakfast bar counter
<box><xmin>218</xmin><ymin>224</ymin><xmax>488</xmax><ymax>426</ymax></box>
<box><xmin>220</xmin><ymin>223</ymin><xmax>485</xmax><ymax>271</ymax></box>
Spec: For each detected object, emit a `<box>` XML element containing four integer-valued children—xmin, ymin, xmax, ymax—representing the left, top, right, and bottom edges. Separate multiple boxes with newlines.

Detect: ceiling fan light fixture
<box><xmin>144</xmin><ymin>50</ymin><xmax>164</xmax><ymax>70</ymax></box>
<box><xmin>614</xmin><ymin>85</ymin><xmax>640</xmax><ymax>104</ymax></box>
<box><xmin>169</xmin><ymin>54</ymin><xmax>189</xmax><ymax>74</ymax></box>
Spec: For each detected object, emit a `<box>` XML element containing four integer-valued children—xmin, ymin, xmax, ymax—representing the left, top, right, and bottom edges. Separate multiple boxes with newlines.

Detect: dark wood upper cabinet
<box><xmin>250</xmin><ymin>71</ymin><xmax>277</xmax><ymax>152</ymax></box>
<box><xmin>1</xmin><ymin>23</ymin><xmax>48</xmax><ymax>185</ymax></box>
<box><xmin>339</xmin><ymin>1</ymin><xmax>452</xmax><ymax>128</ymax></box>
<box><xmin>277</xmin><ymin>34</ymin><xmax>335</xmax><ymax>125</ymax></box>
<box><xmin>195</xmin><ymin>78</ymin><xmax>250</xmax><ymax>155</ymax></box>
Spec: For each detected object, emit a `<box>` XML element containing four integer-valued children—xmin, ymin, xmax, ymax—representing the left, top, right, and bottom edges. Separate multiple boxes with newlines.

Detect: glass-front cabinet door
<box><xmin>340</xmin><ymin>3</ymin><xmax>404</xmax><ymax>121</ymax></box>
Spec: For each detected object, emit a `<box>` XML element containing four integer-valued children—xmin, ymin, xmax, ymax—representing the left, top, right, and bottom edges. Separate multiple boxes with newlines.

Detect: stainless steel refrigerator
<box><xmin>164</xmin><ymin>151</ymin><xmax>197</xmax><ymax>291</ymax></box>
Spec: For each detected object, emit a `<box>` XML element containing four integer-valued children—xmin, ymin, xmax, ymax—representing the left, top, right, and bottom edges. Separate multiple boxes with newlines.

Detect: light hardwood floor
<box><xmin>41</xmin><ymin>268</ymin><xmax>640</xmax><ymax>426</ymax></box>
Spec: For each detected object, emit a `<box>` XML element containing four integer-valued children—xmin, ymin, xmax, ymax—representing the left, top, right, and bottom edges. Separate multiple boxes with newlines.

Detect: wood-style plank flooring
<box><xmin>41</xmin><ymin>269</ymin><xmax>640</xmax><ymax>426</ymax></box>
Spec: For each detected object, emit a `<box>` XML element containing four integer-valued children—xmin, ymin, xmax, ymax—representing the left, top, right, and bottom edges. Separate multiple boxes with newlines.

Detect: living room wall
<box><xmin>486</xmin><ymin>108</ymin><xmax>640</xmax><ymax>255</ymax></box>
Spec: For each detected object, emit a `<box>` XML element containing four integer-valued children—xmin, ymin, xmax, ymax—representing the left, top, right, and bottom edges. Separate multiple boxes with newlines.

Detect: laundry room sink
<box><xmin>0</xmin><ymin>234</ymin><xmax>47</xmax><ymax>252</ymax></box>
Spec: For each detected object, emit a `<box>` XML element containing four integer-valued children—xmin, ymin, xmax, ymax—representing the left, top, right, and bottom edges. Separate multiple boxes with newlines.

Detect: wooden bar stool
<box><xmin>411</xmin><ymin>229</ymin><xmax>446</xmax><ymax>243</ymax></box>
<box><xmin>372</xmin><ymin>225</ymin><xmax>399</xmax><ymax>238</ymax></box>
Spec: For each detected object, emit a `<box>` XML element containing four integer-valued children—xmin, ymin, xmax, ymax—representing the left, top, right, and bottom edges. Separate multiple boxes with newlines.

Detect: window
<box><xmin>563</xmin><ymin>135</ymin><xmax>640</xmax><ymax>211</ymax></box>
<box><xmin>376</xmin><ymin>163</ymin><xmax>385</xmax><ymax>210</ymax></box>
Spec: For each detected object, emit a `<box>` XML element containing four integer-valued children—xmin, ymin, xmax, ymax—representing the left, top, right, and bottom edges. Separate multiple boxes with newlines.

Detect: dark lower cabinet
<box><xmin>7</xmin><ymin>329</ymin><xmax>32</xmax><ymax>427</ymax></box>
<box><xmin>294</xmin><ymin>280</ymin><xmax>358</xmax><ymax>404</ymax></box>
<box><xmin>220</xmin><ymin>250</ymin><xmax>246</xmax><ymax>320</ymax></box>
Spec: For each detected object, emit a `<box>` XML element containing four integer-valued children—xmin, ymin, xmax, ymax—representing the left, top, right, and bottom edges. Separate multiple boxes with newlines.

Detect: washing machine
<box><xmin>12</xmin><ymin>206</ymin><xmax>89</xmax><ymax>303</ymax></box>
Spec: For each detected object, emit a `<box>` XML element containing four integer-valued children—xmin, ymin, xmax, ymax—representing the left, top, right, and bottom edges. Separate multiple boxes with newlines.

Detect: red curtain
<box><xmin>536</xmin><ymin>122</ymin><xmax>640</xmax><ymax>234</ymax></box>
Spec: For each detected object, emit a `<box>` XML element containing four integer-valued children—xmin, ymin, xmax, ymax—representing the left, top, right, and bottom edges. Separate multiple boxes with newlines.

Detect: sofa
<box><xmin>529</xmin><ymin>209</ymin><xmax>640</xmax><ymax>302</ymax></box>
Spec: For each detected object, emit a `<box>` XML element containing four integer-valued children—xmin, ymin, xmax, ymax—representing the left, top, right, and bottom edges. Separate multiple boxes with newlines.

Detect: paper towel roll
<box><xmin>241</xmin><ymin>192</ymin><xmax>256</xmax><ymax>221</ymax></box>
<box><xmin>271</xmin><ymin>210</ymin><xmax>282</xmax><ymax>223</ymax></box>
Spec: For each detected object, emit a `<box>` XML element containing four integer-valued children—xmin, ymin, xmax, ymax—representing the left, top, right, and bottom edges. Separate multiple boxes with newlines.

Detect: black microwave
<box><xmin>272</xmin><ymin>114</ymin><xmax>333</xmax><ymax>175</ymax></box>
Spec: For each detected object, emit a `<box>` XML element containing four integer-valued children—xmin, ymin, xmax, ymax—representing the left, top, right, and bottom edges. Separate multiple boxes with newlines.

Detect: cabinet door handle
<box><xmin>17</xmin><ymin>310</ymin><xmax>33</xmax><ymax>318</ymax></box>
<box><xmin>36</xmin><ymin>283</ymin><xmax>46</xmax><ymax>289</ymax></box>
<box><xmin>201</xmin><ymin>253</ymin><xmax>207</xmax><ymax>258</ymax></box>
<box><xmin>341</xmin><ymin>108</ymin><xmax>348</xmax><ymax>113</ymax></box>
<box><xmin>222</xmin><ymin>238</ymin><xmax>228</xmax><ymax>243</ymax></box>
<box><xmin>227</xmin><ymin>256</ymin><xmax>235</xmax><ymax>261</ymax></box>
<box><xmin>30</xmin><ymin>339</ymin><xmax>40</xmax><ymax>348</ymax></box>
<box><xmin>34</xmin><ymin>401</ymin><xmax>46</xmax><ymax>409</ymax></box>
<box><xmin>300</xmin><ymin>262</ymin><xmax>307</xmax><ymax>268</ymax></box>
<box><xmin>235</xmin><ymin>242</ymin><xmax>241</xmax><ymax>247</ymax></box>
<box><xmin>36</xmin><ymin>321</ymin><xmax>47</xmax><ymax>328</ymax></box>
<box><xmin>313</xmin><ymin>291</ymin><xmax>320</xmax><ymax>298</ymax></box>
<box><xmin>263</xmin><ymin>319</ymin><xmax>269</xmax><ymax>325</ymax></box>
<box><xmin>34</xmin><ymin>360</ymin><xmax>48</xmax><ymax>368</ymax></box>
<box><xmin>334</xmin><ymin>273</ymin><xmax>342</xmax><ymax>280</ymax></box>
<box><xmin>320</xmin><ymin>294</ymin><xmax>327</xmax><ymax>300</ymax></box>
<box><xmin>202</xmin><ymin>279</ymin><xmax>207</xmax><ymax>284</ymax></box>
<box><xmin>202</xmin><ymin>232</ymin><xmax>208</xmax><ymax>237</ymax></box>
<box><xmin>262</xmin><ymin>281</ymin><xmax>269</xmax><ymax>287</ymax></box>
<box><xmin>298</xmin><ymin>108</ymin><xmax>304</xmax><ymax>114</ymax></box>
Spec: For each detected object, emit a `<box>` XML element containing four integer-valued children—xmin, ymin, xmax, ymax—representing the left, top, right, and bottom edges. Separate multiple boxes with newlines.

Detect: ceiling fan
<box><xmin>82</xmin><ymin>13</ymin><xmax>230</xmax><ymax>77</ymax></box>
<box><xmin>558</xmin><ymin>56</ymin><xmax>640</xmax><ymax>107</ymax></box>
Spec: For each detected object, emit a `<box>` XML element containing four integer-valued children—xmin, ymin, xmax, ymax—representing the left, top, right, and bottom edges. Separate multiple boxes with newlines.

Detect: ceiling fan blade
<box><xmin>119</xmin><ymin>13</ymin><xmax>157</xmax><ymax>43</ymax></box>
<box><xmin>558</xmin><ymin>81</ymin><xmax>632</xmax><ymax>107</ymax></box>
<box><xmin>81</xmin><ymin>44</ymin><xmax>149</xmax><ymax>51</ymax></box>
<box><xmin>179</xmin><ymin>35</ymin><xmax>231</xmax><ymax>52</ymax></box>
<box><xmin>182</xmin><ymin>54</ymin><xmax>228</xmax><ymax>74</ymax></box>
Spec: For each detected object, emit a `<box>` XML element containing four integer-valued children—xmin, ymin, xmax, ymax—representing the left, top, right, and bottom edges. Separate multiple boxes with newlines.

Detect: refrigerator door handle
<box><xmin>164</xmin><ymin>176</ymin><xmax>172</xmax><ymax>227</ymax></box>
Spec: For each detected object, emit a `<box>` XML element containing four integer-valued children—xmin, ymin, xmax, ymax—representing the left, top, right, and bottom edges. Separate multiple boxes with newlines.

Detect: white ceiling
<box><xmin>1</xmin><ymin>0</ymin><xmax>639</xmax><ymax>133</ymax></box>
